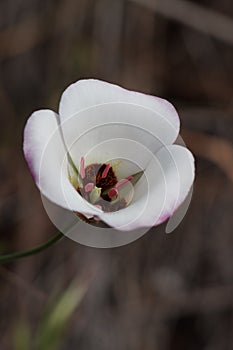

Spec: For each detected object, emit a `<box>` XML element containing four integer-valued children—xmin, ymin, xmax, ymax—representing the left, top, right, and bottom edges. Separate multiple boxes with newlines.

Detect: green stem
<box><xmin>0</xmin><ymin>232</ymin><xmax>64</xmax><ymax>264</ymax></box>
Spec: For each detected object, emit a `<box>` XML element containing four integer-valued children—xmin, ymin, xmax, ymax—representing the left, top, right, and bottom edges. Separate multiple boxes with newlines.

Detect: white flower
<box><xmin>23</xmin><ymin>79</ymin><xmax>195</xmax><ymax>232</ymax></box>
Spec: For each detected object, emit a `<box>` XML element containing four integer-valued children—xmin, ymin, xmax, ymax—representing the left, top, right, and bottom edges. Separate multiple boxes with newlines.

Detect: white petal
<box><xmin>98</xmin><ymin>145</ymin><xmax>195</xmax><ymax>231</ymax></box>
<box><xmin>59</xmin><ymin>79</ymin><xmax>180</xmax><ymax>153</ymax></box>
<box><xmin>23</xmin><ymin>110</ymin><xmax>102</xmax><ymax>216</ymax></box>
<box><xmin>60</xmin><ymin>104</ymin><xmax>179</xmax><ymax>180</ymax></box>
<box><xmin>41</xmin><ymin>195</ymin><xmax>148</xmax><ymax>248</ymax></box>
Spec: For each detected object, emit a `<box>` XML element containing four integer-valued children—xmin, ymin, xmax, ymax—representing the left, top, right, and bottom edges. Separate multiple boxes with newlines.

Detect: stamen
<box><xmin>84</xmin><ymin>182</ymin><xmax>94</xmax><ymax>192</ymax></box>
<box><xmin>102</xmin><ymin>163</ymin><xmax>111</xmax><ymax>179</ymax></box>
<box><xmin>108</xmin><ymin>187</ymin><xmax>119</xmax><ymax>199</ymax></box>
<box><xmin>80</xmin><ymin>156</ymin><xmax>85</xmax><ymax>179</ymax></box>
<box><xmin>126</xmin><ymin>176</ymin><xmax>133</xmax><ymax>182</ymax></box>
<box><xmin>116</xmin><ymin>176</ymin><xmax>133</xmax><ymax>190</ymax></box>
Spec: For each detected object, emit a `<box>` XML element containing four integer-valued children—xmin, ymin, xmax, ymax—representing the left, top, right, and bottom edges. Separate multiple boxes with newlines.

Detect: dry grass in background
<box><xmin>0</xmin><ymin>0</ymin><xmax>233</xmax><ymax>349</ymax></box>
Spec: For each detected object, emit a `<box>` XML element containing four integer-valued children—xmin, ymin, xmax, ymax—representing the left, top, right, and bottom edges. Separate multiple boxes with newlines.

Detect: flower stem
<box><xmin>0</xmin><ymin>232</ymin><xmax>64</xmax><ymax>264</ymax></box>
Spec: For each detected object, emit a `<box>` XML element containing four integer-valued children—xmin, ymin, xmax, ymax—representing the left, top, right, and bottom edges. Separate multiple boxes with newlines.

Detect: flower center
<box><xmin>77</xmin><ymin>160</ymin><xmax>129</xmax><ymax>213</ymax></box>
<box><xmin>67</xmin><ymin>154</ymin><xmax>143</xmax><ymax>221</ymax></box>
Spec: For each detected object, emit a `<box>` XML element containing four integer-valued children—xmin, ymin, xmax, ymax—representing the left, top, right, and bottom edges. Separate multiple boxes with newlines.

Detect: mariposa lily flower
<box><xmin>23</xmin><ymin>79</ymin><xmax>195</xmax><ymax>232</ymax></box>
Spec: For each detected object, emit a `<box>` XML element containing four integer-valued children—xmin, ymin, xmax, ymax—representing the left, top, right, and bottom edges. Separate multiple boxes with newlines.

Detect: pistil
<box><xmin>75</xmin><ymin>158</ymin><xmax>143</xmax><ymax>215</ymax></box>
<box><xmin>89</xmin><ymin>186</ymin><xmax>102</xmax><ymax>204</ymax></box>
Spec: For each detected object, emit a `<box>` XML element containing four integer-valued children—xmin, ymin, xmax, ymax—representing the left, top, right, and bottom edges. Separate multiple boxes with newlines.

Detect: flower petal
<box><xmin>60</xmin><ymin>104</ymin><xmax>179</xmax><ymax>180</ymax></box>
<box><xmin>98</xmin><ymin>145</ymin><xmax>195</xmax><ymax>231</ymax></box>
<box><xmin>59</xmin><ymin>79</ymin><xmax>180</xmax><ymax>152</ymax></box>
<box><xmin>23</xmin><ymin>110</ymin><xmax>102</xmax><ymax>216</ymax></box>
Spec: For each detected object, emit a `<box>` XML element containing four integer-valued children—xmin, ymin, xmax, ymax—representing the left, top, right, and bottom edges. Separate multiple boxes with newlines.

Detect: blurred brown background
<box><xmin>0</xmin><ymin>0</ymin><xmax>233</xmax><ymax>349</ymax></box>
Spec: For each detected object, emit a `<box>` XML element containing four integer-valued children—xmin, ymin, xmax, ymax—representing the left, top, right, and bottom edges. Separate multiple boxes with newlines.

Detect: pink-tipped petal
<box><xmin>98</xmin><ymin>145</ymin><xmax>195</xmax><ymax>231</ymax></box>
<box><xmin>59</xmin><ymin>80</ymin><xmax>180</xmax><ymax>160</ymax></box>
<box><xmin>23</xmin><ymin>110</ymin><xmax>102</xmax><ymax>217</ymax></box>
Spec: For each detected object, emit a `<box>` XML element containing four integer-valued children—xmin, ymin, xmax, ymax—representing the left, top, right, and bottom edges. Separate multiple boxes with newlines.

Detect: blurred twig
<box><xmin>35</xmin><ymin>281</ymin><xmax>87</xmax><ymax>350</ymax></box>
<box><xmin>182</xmin><ymin>30</ymin><xmax>233</xmax><ymax>101</ymax></box>
<box><xmin>11</xmin><ymin>281</ymin><xmax>88</xmax><ymax>350</ymax></box>
<box><xmin>0</xmin><ymin>266</ymin><xmax>46</xmax><ymax>302</ymax></box>
<box><xmin>92</xmin><ymin>0</ymin><xmax>124</xmax><ymax>79</ymax></box>
<box><xmin>154</xmin><ymin>285</ymin><xmax>233</xmax><ymax>315</ymax></box>
<box><xmin>182</xmin><ymin>130</ymin><xmax>233</xmax><ymax>182</ymax></box>
<box><xmin>131</xmin><ymin>0</ymin><xmax>233</xmax><ymax>45</ymax></box>
<box><xmin>0</xmin><ymin>0</ymin><xmax>87</xmax><ymax>59</ymax></box>
<box><xmin>0</xmin><ymin>16</ymin><xmax>45</xmax><ymax>58</ymax></box>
